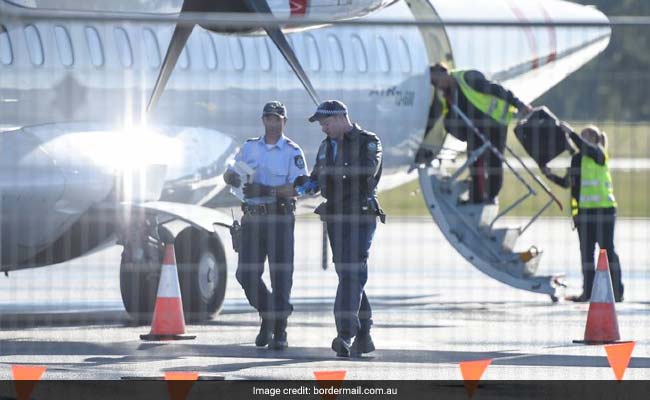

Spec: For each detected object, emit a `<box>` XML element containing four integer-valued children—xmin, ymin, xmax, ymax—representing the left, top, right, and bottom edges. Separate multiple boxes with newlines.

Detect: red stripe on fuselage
<box><xmin>539</xmin><ymin>3</ymin><xmax>558</xmax><ymax>63</ymax></box>
<box><xmin>507</xmin><ymin>1</ymin><xmax>539</xmax><ymax>70</ymax></box>
<box><xmin>290</xmin><ymin>0</ymin><xmax>308</xmax><ymax>16</ymax></box>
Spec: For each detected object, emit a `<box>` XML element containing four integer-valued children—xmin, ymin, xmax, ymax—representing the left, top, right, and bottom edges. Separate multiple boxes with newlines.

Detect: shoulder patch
<box><xmin>367</xmin><ymin>141</ymin><xmax>378</xmax><ymax>152</ymax></box>
<box><xmin>294</xmin><ymin>155</ymin><xmax>305</xmax><ymax>169</ymax></box>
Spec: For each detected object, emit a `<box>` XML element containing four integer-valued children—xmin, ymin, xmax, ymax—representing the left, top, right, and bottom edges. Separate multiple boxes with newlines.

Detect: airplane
<box><xmin>0</xmin><ymin>0</ymin><xmax>610</xmax><ymax>322</ymax></box>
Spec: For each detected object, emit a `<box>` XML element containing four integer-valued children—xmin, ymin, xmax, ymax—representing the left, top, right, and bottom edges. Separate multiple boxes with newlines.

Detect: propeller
<box><xmin>147</xmin><ymin>0</ymin><xmax>320</xmax><ymax>113</ymax></box>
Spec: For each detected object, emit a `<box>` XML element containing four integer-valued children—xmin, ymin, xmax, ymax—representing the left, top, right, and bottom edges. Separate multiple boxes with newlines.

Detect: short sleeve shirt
<box><xmin>232</xmin><ymin>134</ymin><xmax>308</xmax><ymax>204</ymax></box>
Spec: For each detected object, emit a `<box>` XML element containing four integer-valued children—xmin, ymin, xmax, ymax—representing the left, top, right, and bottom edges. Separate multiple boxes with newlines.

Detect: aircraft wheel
<box><xmin>120</xmin><ymin>248</ymin><xmax>160</xmax><ymax>325</ymax></box>
<box><xmin>175</xmin><ymin>228</ymin><xmax>228</xmax><ymax>322</ymax></box>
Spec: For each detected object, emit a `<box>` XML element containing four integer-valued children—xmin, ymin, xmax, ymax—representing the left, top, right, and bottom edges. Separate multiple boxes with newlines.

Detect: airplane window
<box><xmin>375</xmin><ymin>35</ymin><xmax>390</xmax><ymax>73</ymax></box>
<box><xmin>142</xmin><ymin>28</ymin><xmax>160</xmax><ymax>69</ymax></box>
<box><xmin>327</xmin><ymin>35</ymin><xmax>344</xmax><ymax>72</ymax></box>
<box><xmin>305</xmin><ymin>34</ymin><xmax>320</xmax><ymax>72</ymax></box>
<box><xmin>200</xmin><ymin>31</ymin><xmax>217</xmax><ymax>70</ymax></box>
<box><xmin>0</xmin><ymin>25</ymin><xmax>13</xmax><ymax>65</ymax></box>
<box><xmin>229</xmin><ymin>37</ymin><xmax>245</xmax><ymax>71</ymax></box>
<box><xmin>351</xmin><ymin>35</ymin><xmax>367</xmax><ymax>73</ymax></box>
<box><xmin>24</xmin><ymin>25</ymin><xmax>44</xmax><ymax>66</ymax></box>
<box><xmin>114</xmin><ymin>27</ymin><xmax>133</xmax><ymax>68</ymax></box>
<box><xmin>257</xmin><ymin>37</ymin><xmax>272</xmax><ymax>72</ymax></box>
<box><xmin>398</xmin><ymin>36</ymin><xmax>412</xmax><ymax>73</ymax></box>
<box><xmin>84</xmin><ymin>26</ymin><xmax>104</xmax><ymax>67</ymax></box>
<box><xmin>54</xmin><ymin>26</ymin><xmax>74</xmax><ymax>67</ymax></box>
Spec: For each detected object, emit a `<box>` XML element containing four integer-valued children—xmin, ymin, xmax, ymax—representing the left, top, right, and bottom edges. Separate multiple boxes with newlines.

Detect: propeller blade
<box><xmin>146</xmin><ymin>24</ymin><xmax>194</xmax><ymax>113</ymax></box>
<box><xmin>147</xmin><ymin>0</ymin><xmax>320</xmax><ymax>113</ymax></box>
<box><xmin>243</xmin><ymin>0</ymin><xmax>321</xmax><ymax>105</ymax></box>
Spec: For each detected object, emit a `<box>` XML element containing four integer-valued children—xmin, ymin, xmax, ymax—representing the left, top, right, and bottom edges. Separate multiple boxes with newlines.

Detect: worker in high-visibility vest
<box><xmin>429</xmin><ymin>62</ymin><xmax>532</xmax><ymax>204</ymax></box>
<box><xmin>542</xmin><ymin>123</ymin><xmax>624</xmax><ymax>302</ymax></box>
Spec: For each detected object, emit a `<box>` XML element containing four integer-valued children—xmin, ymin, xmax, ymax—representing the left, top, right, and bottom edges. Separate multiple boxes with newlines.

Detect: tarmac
<box><xmin>0</xmin><ymin>217</ymin><xmax>648</xmax><ymax>381</ymax></box>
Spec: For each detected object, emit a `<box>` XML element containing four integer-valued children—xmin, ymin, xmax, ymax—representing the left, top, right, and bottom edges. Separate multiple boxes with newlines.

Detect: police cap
<box><xmin>262</xmin><ymin>101</ymin><xmax>287</xmax><ymax>118</ymax></box>
<box><xmin>308</xmin><ymin>100</ymin><xmax>348</xmax><ymax>122</ymax></box>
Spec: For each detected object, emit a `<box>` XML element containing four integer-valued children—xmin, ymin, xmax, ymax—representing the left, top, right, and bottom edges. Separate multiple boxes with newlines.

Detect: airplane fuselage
<box><xmin>0</xmin><ymin>0</ymin><xmax>609</xmax><ymax>268</ymax></box>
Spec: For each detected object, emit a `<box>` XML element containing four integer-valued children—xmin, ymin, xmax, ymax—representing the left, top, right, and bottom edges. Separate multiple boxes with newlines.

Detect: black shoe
<box><xmin>566</xmin><ymin>293</ymin><xmax>590</xmax><ymax>303</ymax></box>
<box><xmin>270</xmin><ymin>319</ymin><xmax>288</xmax><ymax>350</ymax></box>
<box><xmin>615</xmin><ymin>284</ymin><xmax>624</xmax><ymax>303</ymax></box>
<box><xmin>331</xmin><ymin>336</ymin><xmax>351</xmax><ymax>357</ymax></box>
<box><xmin>270</xmin><ymin>331</ymin><xmax>288</xmax><ymax>350</ymax></box>
<box><xmin>351</xmin><ymin>333</ymin><xmax>375</xmax><ymax>356</ymax></box>
<box><xmin>255</xmin><ymin>318</ymin><xmax>273</xmax><ymax>347</ymax></box>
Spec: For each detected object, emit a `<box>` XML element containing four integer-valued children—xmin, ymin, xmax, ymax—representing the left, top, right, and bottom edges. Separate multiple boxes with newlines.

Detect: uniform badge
<box><xmin>294</xmin><ymin>155</ymin><xmax>305</xmax><ymax>169</ymax></box>
<box><xmin>367</xmin><ymin>142</ymin><xmax>378</xmax><ymax>151</ymax></box>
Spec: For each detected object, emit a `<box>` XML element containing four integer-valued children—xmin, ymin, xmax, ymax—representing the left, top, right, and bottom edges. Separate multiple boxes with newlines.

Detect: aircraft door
<box><xmin>405</xmin><ymin>0</ymin><xmax>566</xmax><ymax>301</ymax></box>
<box><xmin>405</xmin><ymin>0</ymin><xmax>456</xmax><ymax>165</ymax></box>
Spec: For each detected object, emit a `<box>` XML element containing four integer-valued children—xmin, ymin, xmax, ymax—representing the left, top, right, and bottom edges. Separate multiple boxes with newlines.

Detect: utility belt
<box><xmin>315</xmin><ymin>198</ymin><xmax>386</xmax><ymax>223</ymax></box>
<box><xmin>242</xmin><ymin>200</ymin><xmax>296</xmax><ymax>216</ymax></box>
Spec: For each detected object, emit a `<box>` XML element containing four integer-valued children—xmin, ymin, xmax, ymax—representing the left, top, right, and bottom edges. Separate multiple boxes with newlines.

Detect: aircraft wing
<box><xmin>127</xmin><ymin>201</ymin><xmax>233</xmax><ymax>232</ymax></box>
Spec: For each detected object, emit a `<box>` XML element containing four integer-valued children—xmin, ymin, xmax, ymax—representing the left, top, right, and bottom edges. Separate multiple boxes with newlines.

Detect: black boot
<box><xmin>270</xmin><ymin>319</ymin><xmax>288</xmax><ymax>350</ymax></box>
<box><xmin>566</xmin><ymin>293</ymin><xmax>590</xmax><ymax>302</ymax></box>
<box><xmin>331</xmin><ymin>336</ymin><xmax>351</xmax><ymax>357</ymax></box>
<box><xmin>351</xmin><ymin>320</ymin><xmax>375</xmax><ymax>356</ymax></box>
<box><xmin>255</xmin><ymin>317</ymin><xmax>273</xmax><ymax>347</ymax></box>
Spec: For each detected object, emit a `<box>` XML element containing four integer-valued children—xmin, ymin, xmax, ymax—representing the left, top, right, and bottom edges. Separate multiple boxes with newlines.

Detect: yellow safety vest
<box><xmin>451</xmin><ymin>70</ymin><xmax>518</xmax><ymax>125</ymax></box>
<box><xmin>578</xmin><ymin>153</ymin><xmax>617</xmax><ymax>210</ymax></box>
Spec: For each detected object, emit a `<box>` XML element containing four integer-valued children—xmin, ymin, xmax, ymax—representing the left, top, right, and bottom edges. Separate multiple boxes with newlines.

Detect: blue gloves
<box><xmin>294</xmin><ymin>176</ymin><xmax>319</xmax><ymax>196</ymax></box>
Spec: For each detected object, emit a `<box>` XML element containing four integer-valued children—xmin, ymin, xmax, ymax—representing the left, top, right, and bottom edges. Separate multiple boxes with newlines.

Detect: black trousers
<box><xmin>574</xmin><ymin>208</ymin><xmax>624</xmax><ymax>300</ymax></box>
<box><xmin>326</xmin><ymin>216</ymin><xmax>377</xmax><ymax>339</ymax></box>
<box><xmin>467</xmin><ymin>124</ymin><xmax>507</xmax><ymax>203</ymax></box>
<box><xmin>235</xmin><ymin>213</ymin><xmax>295</xmax><ymax>320</ymax></box>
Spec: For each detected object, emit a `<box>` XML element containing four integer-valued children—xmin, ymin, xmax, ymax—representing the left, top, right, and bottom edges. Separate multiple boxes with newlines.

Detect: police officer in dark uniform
<box><xmin>296</xmin><ymin>100</ymin><xmax>385</xmax><ymax>357</ymax></box>
<box><xmin>223</xmin><ymin>101</ymin><xmax>307</xmax><ymax>350</ymax></box>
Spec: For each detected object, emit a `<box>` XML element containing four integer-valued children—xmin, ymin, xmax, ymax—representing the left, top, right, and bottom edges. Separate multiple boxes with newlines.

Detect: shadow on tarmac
<box><xmin>1</xmin><ymin>337</ymin><xmax>649</xmax><ymax>373</ymax></box>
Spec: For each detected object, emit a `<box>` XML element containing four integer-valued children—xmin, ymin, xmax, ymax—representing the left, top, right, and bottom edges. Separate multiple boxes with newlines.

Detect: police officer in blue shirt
<box><xmin>223</xmin><ymin>101</ymin><xmax>307</xmax><ymax>350</ymax></box>
<box><xmin>296</xmin><ymin>100</ymin><xmax>385</xmax><ymax>357</ymax></box>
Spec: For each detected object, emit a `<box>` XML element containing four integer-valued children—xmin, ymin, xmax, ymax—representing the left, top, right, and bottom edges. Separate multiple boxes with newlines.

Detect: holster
<box><xmin>368</xmin><ymin>197</ymin><xmax>386</xmax><ymax>224</ymax></box>
<box><xmin>229</xmin><ymin>220</ymin><xmax>242</xmax><ymax>253</ymax></box>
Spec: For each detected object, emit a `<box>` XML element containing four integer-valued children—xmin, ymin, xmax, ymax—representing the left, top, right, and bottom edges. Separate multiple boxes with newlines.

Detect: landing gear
<box><xmin>119</xmin><ymin>221</ymin><xmax>227</xmax><ymax>324</ymax></box>
<box><xmin>175</xmin><ymin>228</ymin><xmax>227</xmax><ymax>322</ymax></box>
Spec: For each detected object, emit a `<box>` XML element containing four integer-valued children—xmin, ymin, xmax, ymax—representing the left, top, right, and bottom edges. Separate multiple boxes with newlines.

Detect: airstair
<box><xmin>416</xmin><ymin>104</ymin><xmax>567</xmax><ymax>301</ymax></box>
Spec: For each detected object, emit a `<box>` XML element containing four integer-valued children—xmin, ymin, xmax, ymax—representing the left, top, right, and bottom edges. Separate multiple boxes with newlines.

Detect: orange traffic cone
<box><xmin>574</xmin><ymin>249</ymin><xmax>622</xmax><ymax>344</ymax></box>
<box><xmin>141</xmin><ymin>244</ymin><xmax>196</xmax><ymax>341</ymax></box>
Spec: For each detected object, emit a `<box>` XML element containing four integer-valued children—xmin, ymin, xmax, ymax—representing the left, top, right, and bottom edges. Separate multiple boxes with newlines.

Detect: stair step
<box><xmin>490</xmin><ymin>227</ymin><xmax>521</xmax><ymax>253</ymax></box>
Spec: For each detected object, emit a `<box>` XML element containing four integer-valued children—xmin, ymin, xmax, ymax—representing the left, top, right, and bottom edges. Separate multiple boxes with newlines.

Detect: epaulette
<box><xmin>285</xmin><ymin>138</ymin><xmax>301</xmax><ymax>150</ymax></box>
<box><xmin>245</xmin><ymin>136</ymin><xmax>261</xmax><ymax>142</ymax></box>
<box><xmin>359</xmin><ymin>130</ymin><xmax>379</xmax><ymax>141</ymax></box>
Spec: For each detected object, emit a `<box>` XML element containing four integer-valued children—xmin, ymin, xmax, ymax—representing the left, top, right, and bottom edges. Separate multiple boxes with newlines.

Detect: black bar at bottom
<box><xmin>1</xmin><ymin>380</ymin><xmax>649</xmax><ymax>399</ymax></box>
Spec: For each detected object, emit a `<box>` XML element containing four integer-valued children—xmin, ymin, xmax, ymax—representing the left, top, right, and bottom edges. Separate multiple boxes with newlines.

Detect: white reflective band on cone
<box><xmin>591</xmin><ymin>270</ymin><xmax>615</xmax><ymax>303</ymax></box>
<box><xmin>156</xmin><ymin>264</ymin><xmax>182</xmax><ymax>298</ymax></box>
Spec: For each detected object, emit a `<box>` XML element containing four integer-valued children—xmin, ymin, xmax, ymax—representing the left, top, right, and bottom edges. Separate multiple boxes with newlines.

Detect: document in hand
<box><xmin>229</xmin><ymin>161</ymin><xmax>255</xmax><ymax>201</ymax></box>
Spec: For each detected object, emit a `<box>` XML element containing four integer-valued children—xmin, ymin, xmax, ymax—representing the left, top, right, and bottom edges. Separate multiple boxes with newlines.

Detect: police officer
<box><xmin>542</xmin><ymin>123</ymin><xmax>624</xmax><ymax>302</ymax></box>
<box><xmin>429</xmin><ymin>62</ymin><xmax>532</xmax><ymax>204</ymax></box>
<box><xmin>223</xmin><ymin>101</ymin><xmax>307</xmax><ymax>349</ymax></box>
<box><xmin>296</xmin><ymin>100</ymin><xmax>384</xmax><ymax>357</ymax></box>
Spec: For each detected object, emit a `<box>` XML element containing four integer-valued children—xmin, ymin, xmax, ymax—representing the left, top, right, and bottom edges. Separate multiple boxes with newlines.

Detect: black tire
<box><xmin>175</xmin><ymin>228</ymin><xmax>228</xmax><ymax>322</ymax></box>
<box><xmin>119</xmin><ymin>249</ymin><xmax>161</xmax><ymax>325</ymax></box>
